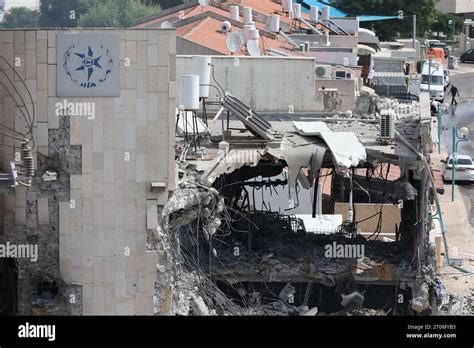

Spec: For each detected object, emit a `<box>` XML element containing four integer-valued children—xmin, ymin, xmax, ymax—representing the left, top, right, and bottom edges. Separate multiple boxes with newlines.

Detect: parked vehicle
<box><xmin>429</xmin><ymin>41</ymin><xmax>449</xmax><ymax>58</ymax></box>
<box><xmin>442</xmin><ymin>154</ymin><xmax>474</xmax><ymax>182</ymax></box>
<box><xmin>444</xmin><ymin>69</ymin><xmax>451</xmax><ymax>90</ymax></box>
<box><xmin>460</xmin><ymin>49</ymin><xmax>474</xmax><ymax>63</ymax></box>
<box><xmin>420</xmin><ymin>61</ymin><xmax>445</xmax><ymax>101</ymax></box>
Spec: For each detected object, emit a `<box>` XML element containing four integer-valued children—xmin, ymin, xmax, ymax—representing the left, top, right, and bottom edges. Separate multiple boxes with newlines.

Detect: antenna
<box><xmin>160</xmin><ymin>21</ymin><xmax>173</xmax><ymax>29</ymax></box>
<box><xmin>247</xmin><ymin>40</ymin><xmax>261</xmax><ymax>57</ymax></box>
<box><xmin>226</xmin><ymin>32</ymin><xmax>243</xmax><ymax>54</ymax></box>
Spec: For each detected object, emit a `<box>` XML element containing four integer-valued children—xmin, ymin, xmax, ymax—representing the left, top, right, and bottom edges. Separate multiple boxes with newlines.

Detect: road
<box><xmin>441</xmin><ymin>62</ymin><xmax>474</xmax><ymax>224</ymax></box>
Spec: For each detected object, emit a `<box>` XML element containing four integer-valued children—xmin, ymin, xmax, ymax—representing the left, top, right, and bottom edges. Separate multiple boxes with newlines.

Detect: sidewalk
<box><xmin>431</xmin><ymin>147</ymin><xmax>474</xmax><ymax>298</ymax></box>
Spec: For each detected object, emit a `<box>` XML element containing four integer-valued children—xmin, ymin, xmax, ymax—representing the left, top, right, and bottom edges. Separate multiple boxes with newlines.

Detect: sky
<box><xmin>4</xmin><ymin>0</ymin><xmax>39</xmax><ymax>11</ymax></box>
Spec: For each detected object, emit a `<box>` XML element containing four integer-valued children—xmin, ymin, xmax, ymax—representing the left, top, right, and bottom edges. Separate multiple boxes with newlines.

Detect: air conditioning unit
<box><xmin>380</xmin><ymin>110</ymin><xmax>395</xmax><ymax>140</ymax></box>
<box><xmin>315</xmin><ymin>65</ymin><xmax>332</xmax><ymax>78</ymax></box>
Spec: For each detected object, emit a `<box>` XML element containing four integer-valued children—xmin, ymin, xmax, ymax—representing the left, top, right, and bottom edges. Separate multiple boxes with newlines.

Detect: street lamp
<box><xmin>437</xmin><ymin>101</ymin><xmax>451</xmax><ymax>154</ymax></box>
<box><xmin>448</xmin><ymin>19</ymin><xmax>456</xmax><ymax>54</ymax></box>
<box><xmin>451</xmin><ymin>126</ymin><xmax>469</xmax><ymax>201</ymax></box>
<box><xmin>420</xmin><ymin>40</ymin><xmax>429</xmax><ymax>72</ymax></box>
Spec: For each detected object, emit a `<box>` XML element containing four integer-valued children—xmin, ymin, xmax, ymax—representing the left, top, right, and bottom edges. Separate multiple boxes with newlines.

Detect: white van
<box><xmin>419</xmin><ymin>61</ymin><xmax>445</xmax><ymax>101</ymax></box>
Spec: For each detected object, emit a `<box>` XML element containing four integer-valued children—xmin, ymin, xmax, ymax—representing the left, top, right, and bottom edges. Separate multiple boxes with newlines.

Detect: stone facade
<box><xmin>0</xmin><ymin>28</ymin><xmax>176</xmax><ymax>315</ymax></box>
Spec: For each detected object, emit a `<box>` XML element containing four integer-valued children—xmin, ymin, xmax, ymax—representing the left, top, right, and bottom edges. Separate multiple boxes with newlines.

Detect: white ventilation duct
<box><xmin>191</xmin><ymin>56</ymin><xmax>211</xmax><ymax>98</ymax></box>
<box><xmin>179</xmin><ymin>75</ymin><xmax>200</xmax><ymax>110</ymax></box>
<box><xmin>270</xmin><ymin>14</ymin><xmax>280</xmax><ymax>32</ymax></box>
<box><xmin>322</xmin><ymin>6</ymin><xmax>330</xmax><ymax>21</ymax></box>
<box><xmin>310</xmin><ymin>6</ymin><xmax>319</xmax><ymax>22</ymax></box>
<box><xmin>243</xmin><ymin>7</ymin><xmax>253</xmax><ymax>24</ymax></box>
<box><xmin>229</xmin><ymin>6</ymin><xmax>239</xmax><ymax>21</ymax></box>
<box><xmin>292</xmin><ymin>3</ymin><xmax>302</xmax><ymax>19</ymax></box>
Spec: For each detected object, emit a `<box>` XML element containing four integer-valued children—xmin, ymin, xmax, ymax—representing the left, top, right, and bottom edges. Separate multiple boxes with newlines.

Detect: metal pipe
<box><xmin>300</xmin><ymin>17</ymin><xmax>323</xmax><ymax>35</ymax></box>
<box><xmin>278</xmin><ymin>30</ymin><xmax>299</xmax><ymax>48</ymax></box>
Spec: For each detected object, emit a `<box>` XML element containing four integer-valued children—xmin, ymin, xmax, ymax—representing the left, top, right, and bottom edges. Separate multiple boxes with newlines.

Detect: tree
<box><xmin>38</xmin><ymin>0</ymin><xmax>160</xmax><ymax>28</ymax></box>
<box><xmin>332</xmin><ymin>0</ymin><xmax>438</xmax><ymax>41</ymax></box>
<box><xmin>78</xmin><ymin>0</ymin><xmax>160</xmax><ymax>27</ymax></box>
<box><xmin>39</xmin><ymin>0</ymin><xmax>82</xmax><ymax>27</ymax></box>
<box><xmin>141</xmin><ymin>0</ymin><xmax>185</xmax><ymax>10</ymax></box>
<box><xmin>430</xmin><ymin>12</ymin><xmax>457</xmax><ymax>39</ymax></box>
<box><xmin>0</xmin><ymin>7</ymin><xmax>39</xmax><ymax>28</ymax></box>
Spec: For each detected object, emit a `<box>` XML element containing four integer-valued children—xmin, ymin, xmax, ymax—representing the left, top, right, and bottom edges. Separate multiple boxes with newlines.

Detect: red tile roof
<box><xmin>178</xmin><ymin>16</ymin><xmax>301</xmax><ymax>56</ymax></box>
<box><xmin>132</xmin><ymin>1</ymin><xmax>305</xmax><ymax>57</ymax></box>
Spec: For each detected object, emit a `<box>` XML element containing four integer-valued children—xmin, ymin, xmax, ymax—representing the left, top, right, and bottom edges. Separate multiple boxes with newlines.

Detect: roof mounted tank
<box><xmin>292</xmin><ymin>3</ymin><xmax>302</xmax><ymax>19</ymax></box>
<box><xmin>229</xmin><ymin>6</ymin><xmax>239</xmax><ymax>21</ymax></box>
<box><xmin>322</xmin><ymin>6</ymin><xmax>330</xmax><ymax>21</ymax></box>
<box><xmin>310</xmin><ymin>6</ymin><xmax>319</xmax><ymax>22</ymax></box>
<box><xmin>270</xmin><ymin>14</ymin><xmax>280</xmax><ymax>32</ymax></box>
<box><xmin>243</xmin><ymin>7</ymin><xmax>253</xmax><ymax>24</ymax></box>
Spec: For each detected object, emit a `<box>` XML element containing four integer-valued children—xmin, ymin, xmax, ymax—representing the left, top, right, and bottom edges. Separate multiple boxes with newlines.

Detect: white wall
<box><xmin>177</xmin><ymin>55</ymin><xmax>322</xmax><ymax>113</ymax></box>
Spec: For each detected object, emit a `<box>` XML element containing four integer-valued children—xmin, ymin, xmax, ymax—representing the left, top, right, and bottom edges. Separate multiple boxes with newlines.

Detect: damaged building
<box><xmin>154</xmin><ymin>49</ymin><xmax>444</xmax><ymax>315</ymax></box>
<box><xmin>0</xmin><ymin>1</ymin><xmax>464</xmax><ymax>317</ymax></box>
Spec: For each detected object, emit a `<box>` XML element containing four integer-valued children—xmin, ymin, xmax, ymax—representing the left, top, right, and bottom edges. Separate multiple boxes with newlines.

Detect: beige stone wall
<box><xmin>0</xmin><ymin>28</ymin><xmax>176</xmax><ymax>315</ymax></box>
<box><xmin>437</xmin><ymin>0</ymin><xmax>474</xmax><ymax>14</ymax></box>
<box><xmin>334</xmin><ymin>203</ymin><xmax>401</xmax><ymax>239</ymax></box>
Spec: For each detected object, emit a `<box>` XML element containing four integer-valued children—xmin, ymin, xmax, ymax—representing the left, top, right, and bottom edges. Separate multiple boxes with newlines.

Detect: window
<box><xmin>421</xmin><ymin>75</ymin><xmax>443</xmax><ymax>86</ymax></box>
<box><xmin>448</xmin><ymin>158</ymin><xmax>472</xmax><ymax>165</ymax></box>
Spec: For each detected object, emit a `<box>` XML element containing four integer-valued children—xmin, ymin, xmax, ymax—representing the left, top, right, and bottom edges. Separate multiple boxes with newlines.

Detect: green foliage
<box><xmin>431</xmin><ymin>12</ymin><xmax>457</xmax><ymax>39</ymax></box>
<box><xmin>0</xmin><ymin>7</ymin><xmax>39</xmax><ymax>28</ymax></box>
<box><xmin>79</xmin><ymin>0</ymin><xmax>160</xmax><ymax>27</ymax></box>
<box><xmin>332</xmin><ymin>0</ymin><xmax>438</xmax><ymax>41</ymax></box>
<box><xmin>38</xmin><ymin>0</ymin><xmax>161</xmax><ymax>28</ymax></box>
<box><xmin>141</xmin><ymin>0</ymin><xmax>185</xmax><ymax>10</ymax></box>
<box><xmin>39</xmin><ymin>0</ymin><xmax>81</xmax><ymax>27</ymax></box>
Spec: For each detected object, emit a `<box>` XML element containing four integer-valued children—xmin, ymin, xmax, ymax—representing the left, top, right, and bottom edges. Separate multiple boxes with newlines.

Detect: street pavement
<box><xmin>441</xmin><ymin>67</ymin><xmax>474</xmax><ymax>225</ymax></box>
<box><xmin>434</xmin><ymin>63</ymin><xmax>474</xmax><ymax>308</ymax></box>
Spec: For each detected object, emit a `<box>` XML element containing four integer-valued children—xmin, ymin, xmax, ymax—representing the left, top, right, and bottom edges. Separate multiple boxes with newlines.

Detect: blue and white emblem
<box><xmin>57</xmin><ymin>34</ymin><xmax>120</xmax><ymax>97</ymax></box>
<box><xmin>63</xmin><ymin>44</ymin><xmax>113</xmax><ymax>89</ymax></box>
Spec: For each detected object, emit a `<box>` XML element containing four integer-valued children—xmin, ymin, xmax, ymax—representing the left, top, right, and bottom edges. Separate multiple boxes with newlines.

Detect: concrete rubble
<box><xmin>149</xmin><ymin>87</ymin><xmax>444</xmax><ymax>316</ymax></box>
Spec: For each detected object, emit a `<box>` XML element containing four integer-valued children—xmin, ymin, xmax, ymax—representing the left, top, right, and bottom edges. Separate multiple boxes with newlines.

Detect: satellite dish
<box><xmin>161</xmin><ymin>21</ymin><xmax>173</xmax><ymax>29</ymax></box>
<box><xmin>198</xmin><ymin>0</ymin><xmax>209</xmax><ymax>6</ymax></box>
<box><xmin>247</xmin><ymin>40</ymin><xmax>261</xmax><ymax>57</ymax></box>
<box><xmin>237</xmin><ymin>28</ymin><xmax>244</xmax><ymax>42</ymax></box>
<box><xmin>226</xmin><ymin>32</ymin><xmax>243</xmax><ymax>54</ymax></box>
<box><xmin>220</xmin><ymin>21</ymin><xmax>232</xmax><ymax>33</ymax></box>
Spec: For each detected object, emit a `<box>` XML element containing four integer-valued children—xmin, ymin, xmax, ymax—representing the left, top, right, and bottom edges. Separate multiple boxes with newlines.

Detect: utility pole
<box><xmin>413</xmin><ymin>15</ymin><xmax>417</xmax><ymax>50</ymax></box>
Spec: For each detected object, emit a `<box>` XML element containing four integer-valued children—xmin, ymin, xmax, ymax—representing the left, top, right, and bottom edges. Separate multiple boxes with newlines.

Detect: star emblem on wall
<box><xmin>74</xmin><ymin>46</ymin><xmax>102</xmax><ymax>82</ymax></box>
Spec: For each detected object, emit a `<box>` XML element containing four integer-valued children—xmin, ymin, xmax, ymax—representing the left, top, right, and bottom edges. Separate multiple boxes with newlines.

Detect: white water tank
<box><xmin>243</xmin><ymin>7</ymin><xmax>253</xmax><ymax>24</ymax></box>
<box><xmin>179</xmin><ymin>75</ymin><xmax>200</xmax><ymax>110</ymax></box>
<box><xmin>243</xmin><ymin>24</ymin><xmax>255</xmax><ymax>43</ymax></box>
<box><xmin>270</xmin><ymin>14</ymin><xmax>280</xmax><ymax>32</ymax></box>
<box><xmin>191</xmin><ymin>56</ymin><xmax>211</xmax><ymax>98</ymax></box>
<box><xmin>292</xmin><ymin>3</ymin><xmax>302</xmax><ymax>19</ymax></box>
<box><xmin>250</xmin><ymin>29</ymin><xmax>259</xmax><ymax>41</ymax></box>
<box><xmin>282</xmin><ymin>0</ymin><xmax>292</xmax><ymax>12</ymax></box>
<box><xmin>322</xmin><ymin>6</ymin><xmax>330</xmax><ymax>21</ymax></box>
<box><xmin>229</xmin><ymin>6</ymin><xmax>239</xmax><ymax>21</ymax></box>
<box><xmin>310</xmin><ymin>6</ymin><xmax>319</xmax><ymax>22</ymax></box>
